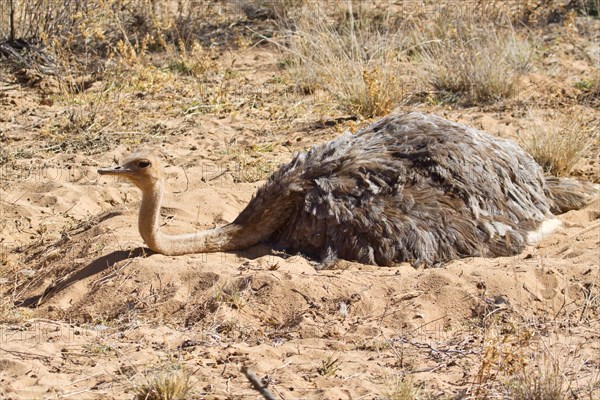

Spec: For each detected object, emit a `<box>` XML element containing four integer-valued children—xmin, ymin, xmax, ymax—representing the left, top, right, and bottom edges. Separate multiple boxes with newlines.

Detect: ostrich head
<box><xmin>98</xmin><ymin>149</ymin><xmax>164</xmax><ymax>191</ymax></box>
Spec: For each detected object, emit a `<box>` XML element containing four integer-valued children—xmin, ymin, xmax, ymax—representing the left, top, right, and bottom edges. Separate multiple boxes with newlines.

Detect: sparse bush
<box><xmin>0</xmin><ymin>0</ymin><xmax>237</xmax><ymax>85</ymax></box>
<box><xmin>507</xmin><ymin>357</ymin><xmax>567</xmax><ymax>400</ymax></box>
<box><xmin>134</xmin><ymin>367</ymin><xmax>192</xmax><ymax>400</ymax></box>
<box><xmin>278</xmin><ymin>2</ymin><xmax>536</xmax><ymax>114</ymax></box>
<box><xmin>383</xmin><ymin>375</ymin><xmax>418</xmax><ymax>400</ymax></box>
<box><xmin>0</xmin><ymin>1</ymin><xmax>241</xmax><ymax>161</ymax></box>
<box><xmin>521</xmin><ymin>111</ymin><xmax>599</xmax><ymax>176</ymax></box>
<box><xmin>167</xmin><ymin>42</ymin><xmax>217</xmax><ymax>78</ymax></box>
<box><xmin>413</xmin><ymin>9</ymin><xmax>534</xmax><ymax>105</ymax></box>
<box><xmin>577</xmin><ymin>77</ymin><xmax>600</xmax><ymax>107</ymax></box>
<box><xmin>317</xmin><ymin>354</ymin><xmax>340</xmax><ymax>376</ymax></box>
<box><xmin>0</xmin><ymin>0</ymin><xmax>233</xmax><ymax>52</ymax></box>
<box><xmin>279</xmin><ymin>4</ymin><xmax>410</xmax><ymax>118</ymax></box>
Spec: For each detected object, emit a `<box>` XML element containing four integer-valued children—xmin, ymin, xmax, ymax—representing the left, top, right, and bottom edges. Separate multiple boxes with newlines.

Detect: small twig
<box><xmin>378</xmin><ymin>326</ymin><xmax>404</xmax><ymax>365</ymax></box>
<box><xmin>241</xmin><ymin>366</ymin><xmax>278</xmax><ymax>400</ymax></box>
<box><xmin>396</xmin><ymin>337</ymin><xmax>478</xmax><ymax>355</ymax></box>
<box><xmin>173</xmin><ymin>164</ymin><xmax>190</xmax><ymax>194</ymax></box>
<box><xmin>61</xmin><ymin>371</ymin><xmax>107</xmax><ymax>388</ymax></box>
<box><xmin>290</xmin><ymin>288</ymin><xmax>320</xmax><ymax>309</ymax></box>
<box><xmin>44</xmin><ymin>386</ymin><xmax>96</xmax><ymax>400</ymax></box>
<box><xmin>202</xmin><ymin>168</ymin><xmax>231</xmax><ymax>183</ymax></box>
<box><xmin>91</xmin><ymin>258</ymin><xmax>135</xmax><ymax>288</ymax></box>
<box><xmin>572</xmin><ymin>221</ymin><xmax>600</xmax><ymax>238</ymax></box>
<box><xmin>410</xmin><ymin>363</ymin><xmax>447</xmax><ymax>374</ymax></box>
<box><xmin>0</xmin><ymin>347</ymin><xmax>54</xmax><ymax>361</ymax></box>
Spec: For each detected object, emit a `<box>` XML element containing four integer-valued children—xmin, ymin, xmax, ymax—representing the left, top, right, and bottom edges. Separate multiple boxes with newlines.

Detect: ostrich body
<box><xmin>98</xmin><ymin>112</ymin><xmax>597</xmax><ymax>266</ymax></box>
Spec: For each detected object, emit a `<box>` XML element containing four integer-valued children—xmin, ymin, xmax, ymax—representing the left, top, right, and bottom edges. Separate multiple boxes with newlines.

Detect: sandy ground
<box><xmin>1</xmin><ymin>10</ymin><xmax>599</xmax><ymax>400</ymax></box>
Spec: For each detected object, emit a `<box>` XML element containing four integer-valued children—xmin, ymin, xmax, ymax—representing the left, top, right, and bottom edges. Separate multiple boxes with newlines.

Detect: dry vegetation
<box><xmin>1</xmin><ymin>0</ymin><xmax>599</xmax><ymax>399</ymax></box>
<box><xmin>522</xmin><ymin>109</ymin><xmax>599</xmax><ymax>176</ymax></box>
<box><xmin>414</xmin><ymin>10</ymin><xmax>534</xmax><ymax>105</ymax></box>
<box><xmin>276</xmin><ymin>3</ymin><xmax>411</xmax><ymax>117</ymax></box>
<box><xmin>133</xmin><ymin>366</ymin><xmax>192</xmax><ymax>400</ymax></box>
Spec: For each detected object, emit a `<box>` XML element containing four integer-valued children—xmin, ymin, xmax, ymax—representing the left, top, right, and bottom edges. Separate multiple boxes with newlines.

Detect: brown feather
<box><xmin>234</xmin><ymin>112</ymin><xmax>597</xmax><ymax>267</ymax></box>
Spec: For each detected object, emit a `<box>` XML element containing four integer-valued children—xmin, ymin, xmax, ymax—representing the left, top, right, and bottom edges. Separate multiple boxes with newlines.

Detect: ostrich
<box><xmin>98</xmin><ymin>112</ymin><xmax>598</xmax><ymax>267</ymax></box>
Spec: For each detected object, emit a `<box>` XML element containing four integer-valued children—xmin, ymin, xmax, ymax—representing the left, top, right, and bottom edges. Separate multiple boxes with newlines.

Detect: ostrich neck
<box><xmin>138</xmin><ymin>179</ymin><xmax>259</xmax><ymax>256</ymax></box>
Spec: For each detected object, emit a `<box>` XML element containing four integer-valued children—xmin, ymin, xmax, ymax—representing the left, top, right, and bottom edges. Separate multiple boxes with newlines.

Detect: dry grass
<box><xmin>166</xmin><ymin>42</ymin><xmax>218</xmax><ymax>78</ymax></box>
<box><xmin>277</xmin><ymin>2</ymin><xmax>535</xmax><ymax>115</ymax></box>
<box><xmin>507</xmin><ymin>358</ymin><xmax>566</xmax><ymax>400</ymax></box>
<box><xmin>0</xmin><ymin>242</ymin><xmax>35</xmax><ymax>323</ymax></box>
<box><xmin>472</xmin><ymin>319</ymin><xmax>531</xmax><ymax>398</ymax></box>
<box><xmin>0</xmin><ymin>0</ymin><xmax>244</xmax><ymax>164</ymax></box>
<box><xmin>521</xmin><ymin>111</ymin><xmax>599</xmax><ymax>176</ymax></box>
<box><xmin>383</xmin><ymin>375</ymin><xmax>418</xmax><ymax>400</ymax></box>
<box><xmin>278</xmin><ymin>3</ymin><xmax>410</xmax><ymax>118</ymax></box>
<box><xmin>412</xmin><ymin>9</ymin><xmax>533</xmax><ymax>105</ymax></box>
<box><xmin>574</xmin><ymin>0</ymin><xmax>600</xmax><ymax>17</ymax></box>
<box><xmin>134</xmin><ymin>366</ymin><xmax>192</xmax><ymax>400</ymax></box>
<box><xmin>577</xmin><ymin>78</ymin><xmax>600</xmax><ymax>108</ymax></box>
<box><xmin>468</xmin><ymin>307</ymin><xmax>600</xmax><ymax>400</ymax></box>
<box><xmin>317</xmin><ymin>354</ymin><xmax>340</xmax><ymax>377</ymax></box>
<box><xmin>0</xmin><ymin>299</ymin><xmax>34</xmax><ymax>324</ymax></box>
<box><xmin>0</xmin><ymin>0</ymin><xmax>236</xmax><ymax>53</ymax></box>
<box><xmin>206</xmin><ymin>279</ymin><xmax>252</xmax><ymax>311</ymax></box>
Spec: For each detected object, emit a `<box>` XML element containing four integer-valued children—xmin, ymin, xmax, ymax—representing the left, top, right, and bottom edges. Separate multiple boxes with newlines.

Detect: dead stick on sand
<box><xmin>241</xmin><ymin>366</ymin><xmax>278</xmax><ymax>400</ymax></box>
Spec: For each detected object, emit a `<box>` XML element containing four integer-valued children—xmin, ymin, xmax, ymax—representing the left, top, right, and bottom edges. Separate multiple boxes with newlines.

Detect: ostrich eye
<box><xmin>138</xmin><ymin>160</ymin><xmax>151</xmax><ymax>168</ymax></box>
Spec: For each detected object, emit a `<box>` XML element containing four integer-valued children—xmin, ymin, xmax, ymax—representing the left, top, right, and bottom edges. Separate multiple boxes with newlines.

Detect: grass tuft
<box><xmin>577</xmin><ymin>78</ymin><xmax>600</xmax><ymax>108</ymax></box>
<box><xmin>383</xmin><ymin>375</ymin><xmax>418</xmax><ymax>400</ymax></box>
<box><xmin>317</xmin><ymin>354</ymin><xmax>340</xmax><ymax>376</ymax></box>
<box><xmin>278</xmin><ymin>3</ymin><xmax>536</xmax><ymax>114</ymax></box>
<box><xmin>508</xmin><ymin>364</ymin><xmax>566</xmax><ymax>400</ymax></box>
<box><xmin>166</xmin><ymin>42</ymin><xmax>218</xmax><ymax>78</ymax></box>
<box><xmin>413</xmin><ymin>11</ymin><xmax>533</xmax><ymax>105</ymax></box>
<box><xmin>521</xmin><ymin>111</ymin><xmax>599</xmax><ymax>176</ymax></box>
<box><xmin>134</xmin><ymin>367</ymin><xmax>192</xmax><ymax>400</ymax></box>
<box><xmin>279</xmin><ymin>4</ymin><xmax>409</xmax><ymax>118</ymax></box>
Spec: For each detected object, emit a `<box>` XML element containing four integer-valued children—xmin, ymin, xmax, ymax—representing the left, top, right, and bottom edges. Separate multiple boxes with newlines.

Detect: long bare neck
<box><xmin>138</xmin><ymin>179</ymin><xmax>265</xmax><ymax>255</ymax></box>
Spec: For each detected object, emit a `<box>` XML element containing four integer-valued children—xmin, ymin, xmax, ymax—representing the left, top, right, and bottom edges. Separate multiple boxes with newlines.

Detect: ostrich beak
<box><xmin>98</xmin><ymin>165</ymin><xmax>130</xmax><ymax>176</ymax></box>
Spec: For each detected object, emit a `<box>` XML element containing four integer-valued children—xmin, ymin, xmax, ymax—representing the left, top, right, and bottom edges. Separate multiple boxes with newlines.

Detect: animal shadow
<box><xmin>19</xmin><ymin>247</ymin><xmax>149</xmax><ymax>308</ymax></box>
